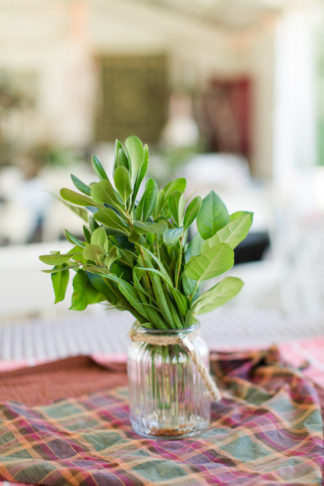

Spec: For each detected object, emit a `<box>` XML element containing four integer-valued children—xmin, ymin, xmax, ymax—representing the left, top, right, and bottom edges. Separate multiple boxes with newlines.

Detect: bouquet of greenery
<box><xmin>40</xmin><ymin>136</ymin><xmax>253</xmax><ymax>330</ymax></box>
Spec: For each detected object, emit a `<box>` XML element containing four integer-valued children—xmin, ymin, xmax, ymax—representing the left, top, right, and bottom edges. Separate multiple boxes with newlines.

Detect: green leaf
<box><xmin>183</xmin><ymin>234</ymin><xmax>202</xmax><ymax>296</ymax></box>
<box><xmin>42</xmin><ymin>263</ymin><xmax>79</xmax><ymax>274</ymax></box>
<box><xmin>91</xmin><ymin>180</ymin><xmax>123</xmax><ymax>208</ymax></box>
<box><xmin>95</xmin><ymin>270</ymin><xmax>166</xmax><ymax>327</ymax></box>
<box><xmin>163</xmin><ymin>227</ymin><xmax>183</xmax><ymax>247</ymax></box>
<box><xmin>163</xmin><ymin>178</ymin><xmax>187</xmax><ymax>199</ymax></box>
<box><xmin>128</xmin><ymin>231</ymin><xmax>141</xmax><ymax>244</ymax></box>
<box><xmin>39</xmin><ymin>253</ymin><xmax>71</xmax><ymax>265</ymax></box>
<box><xmin>91</xmin><ymin>227</ymin><xmax>108</xmax><ymax>251</ymax></box>
<box><xmin>114</xmin><ymin>166</ymin><xmax>132</xmax><ymax>202</ymax></box>
<box><xmin>104</xmin><ymin>245</ymin><xmax>119</xmax><ymax>268</ymax></box>
<box><xmin>51</xmin><ymin>265</ymin><xmax>69</xmax><ymax>304</ymax></box>
<box><xmin>134</xmin><ymin>221</ymin><xmax>168</xmax><ymax>234</ymax></box>
<box><xmin>135</xmin><ymin>178</ymin><xmax>157</xmax><ymax>221</ymax></box>
<box><xmin>184</xmin><ymin>243</ymin><xmax>234</xmax><ymax>281</ymax></box>
<box><xmin>60</xmin><ymin>188</ymin><xmax>98</xmax><ymax>207</ymax></box>
<box><xmin>92</xmin><ymin>154</ymin><xmax>108</xmax><ymax>180</ymax></box>
<box><xmin>83</xmin><ymin>244</ymin><xmax>104</xmax><ymax>263</ymax></box>
<box><xmin>182</xmin><ymin>275</ymin><xmax>196</xmax><ymax>296</ymax></box>
<box><xmin>230</xmin><ymin>210</ymin><xmax>251</xmax><ymax>221</ymax></box>
<box><xmin>87</xmin><ymin>272</ymin><xmax>119</xmax><ymax>305</ymax></box>
<box><xmin>132</xmin><ymin>266</ymin><xmax>149</xmax><ymax>295</ymax></box>
<box><xmin>117</xmin><ymin>148</ymin><xmax>130</xmax><ymax>171</ymax></box>
<box><xmin>185</xmin><ymin>233</ymin><xmax>203</xmax><ymax>262</ymax></box>
<box><xmin>159</xmin><ymin>290</ymin><xmax>182</xmax><ymax>329</ymax></box>
<box><xmin>139</xmin><ymin>263</ymin><xmax>188</xmax><ymax>319</ymax></box>
<box><xmin>104</xmin><ymin>273</ymin><xmax>149</xmax><ymax>319</ymax></box>
<box><xmin>110</xmin><ymin>262</ymin><xmax>132</xmax><ymax>282</ymax></box>
<box><xmin>64</xmin><ymin>229</ymin><xmax>84</xmax><ymax>248</ymax></box>
<box><xmin>68</xmin><ymin>246</ymin><xmax>87</xmax><ymax>265</ymax></box>
<box><xmin>70</xmin><ymin>174</ymin><xmax>91</xmax><ymax>196</ymax></box>
<box><xmin>118</xmin><ymin>281</ymin><xmax>150</xmax><ymax>319</ymax></box>
<box><xmin>113</xmin><ymin>139</ymin><xmax>123</xmax><ymax>172</ymax></box>
<box><xmin>184</xmin><ymin>196</ymin><xmax>202</xmax><ymax>229</ymax></box>
<box><xmin>89</xmin><ymin>216</ymin><xmax>99</xmax><ymax>232</ymax></box>
<box><xmin>202</xmin><ymin>212</ymin><xmax>253</xmax><ymax>250</ymax></box>
<box><xmin>113</xmin><ymin>234</ymin><xmax>135</xmax><ymax>251</ymax></box>
<box><xmin>83</xmin><ymin>225</ymin><xmax>91</xmax><ymax>243</ymax></box>
<box><xmin>197</xmin><ymin>191</ymin><xmax>229</xmax><ymax>240</ymax></box>
<box><xmin>169</xmin><ymin>288</ymin><xmax>188</xmax><ymax>317</ymax></box>
<box><xmin>169</xmin><ymin>192</ymin><xmax>185</xmax><ymax>226</ymax></box>
<box><xmin>84</xmin><ymin>267</ymin><xmax>134</xmax><ymax>310</ymax></box>
<box><xmin>140</xmin><ymin>246</ymin><xmax>173</xmax><ymax>284</ymax></box>
<box><xmin>153</xmin><ymin>189</ymin><xmax>165</xmax><ymax>219</ymax></box>
<box><xmin>136</xmin><ymin>266</ymin><xmax>172</xmax><ymax>287</ymax></box>
<box><xmin>193</xmin><ymin>277</ymin><xmax>244</xmax><ymax>314</ymax></box>
<box><xmin>94</xmin><ymin>208</ymin><xmax>129</xmax><ymax>234</ymax></box>
<box><xmin>119</xmin><ymin>249</ymin><xmax>134</xmax><ymax>266</ymax></box>
<box><xmin>132</xmin><ymin>144</ymin><xmax>149</xmax><ymax>203</ymax></box>
<box><xmin>125</xmin><ymin>135</ymin><xmax>144</xmax><ymax>185</ymax></box>
<box><xmin>149</xmin><ymin>273</ymin><xmax>175</xmax><ymax>328</ymax></box>
<box><xmin>70</xmin><ymin>270</ymin><xmax>104</xmax><ymax>311</ymax></box>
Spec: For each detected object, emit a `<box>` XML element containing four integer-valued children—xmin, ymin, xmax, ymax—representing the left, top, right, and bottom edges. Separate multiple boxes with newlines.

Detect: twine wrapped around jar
<box><xmin>130</xmin><ymin>326</ymin><xmax>221</xmax><ymax>402</ymax></box>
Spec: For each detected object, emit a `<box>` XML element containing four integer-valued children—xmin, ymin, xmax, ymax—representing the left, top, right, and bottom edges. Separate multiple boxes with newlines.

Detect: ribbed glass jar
<box><xmin>127</xmin><ymin>324</ymin><xmax>210</xmax><ymax>439</ymax></box>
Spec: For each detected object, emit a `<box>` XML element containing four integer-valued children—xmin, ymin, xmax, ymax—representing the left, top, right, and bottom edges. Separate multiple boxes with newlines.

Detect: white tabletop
<box><xmin>0</xmin><ymin>308</ymin><xmax>323</xmax><ymax>360</ymax></box>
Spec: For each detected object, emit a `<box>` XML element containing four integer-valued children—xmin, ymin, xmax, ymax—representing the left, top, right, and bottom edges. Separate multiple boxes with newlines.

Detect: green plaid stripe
<box><xmin>0</xmin><ymin>349</ymin><xmax>323</xmax><ymax>485</ymax></box>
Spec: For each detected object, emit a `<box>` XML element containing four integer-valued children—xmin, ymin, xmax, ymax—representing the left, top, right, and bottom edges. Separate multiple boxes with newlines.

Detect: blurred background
<box><xmin>0</xmin><ymin>0</ymin><xmax>324</xmax><ymax>344</ymax></box>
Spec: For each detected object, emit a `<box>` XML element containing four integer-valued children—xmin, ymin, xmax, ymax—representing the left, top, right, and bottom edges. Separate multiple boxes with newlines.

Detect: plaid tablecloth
<box><xmin>0</xmin><ymin>347</ymin><xmax>323</xmax><ymax>486</ymax></box>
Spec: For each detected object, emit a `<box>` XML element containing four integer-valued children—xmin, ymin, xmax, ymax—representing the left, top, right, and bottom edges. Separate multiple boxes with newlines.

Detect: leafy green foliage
<box><xmin>184</xmin><ymin>243</ymin><xmax>234</xmax><ymax>281</ymax></box>
<box><xmin>91</xmin><ymin>180</ymin><xmax>123</xmax><ymax>208</ymax></box>
<box><xmin>39</xmin><ymin>252</ymin><xmax>72</xmax><ymax>265</ymax></box>
<box><xmin>163</xmin><ymin>178</ymin><xmax>186</xmax><ymax>198</ymax></box>
<box><xmin>40</xmin><ymin>136</ymin><xmax>252</xmax><ymax>329</ymax></box>
<box><xmin>135</xmin><ymin>178</ymin><xmax>157</xmax><ymax>221</ymax></box>
<box><xmin>132</xmin><ymin>145</ymin><xmax>149</xmax><ymax>204</ymax></box>
<box><xmin>134</xmin><ymin>221</ymin><xmax>167</xmax><ymax>234</ymax></box>
<box><xmin>163</xmin><ymin>228</ymin><xmax>183</xmax><ymax>246</ymax></box>
<box><xmin>60</xmin><ymin>188</ymin><xmax>98</xmax><ymax>208</ymax></box>
<box><xmin>83</xmin><ymin>244</ymin><xmax>104</xmax><ymax>264</ymax></box>
<box><xmin>51</xmin><ymin>265</ymin><xmax>69</xmax><ymax>304</ymax></box>
<box><xmin>92</xmin><ymin>154</ymin><xmax>108</xmax><ymax>180</ymax></box>
<box><xmin>93</xmin><ymin>208</ymin><xmax>129</xmax><ymax>234</ymax></box>
<box><xmin>202</xmin><ymin>212</ymin><xmax>253</xmax><ymax>250</ymax></box>
<box><xmin>70</xmin><ymin>270</ymin><xmax>104</xmax><ymax>310</ymax></box>
<box><xmin>64</xmin><ymin>229</ymin><xmax>84</xmax><ymax>248</ymax></box>
<box><xmin>125</xmin><ymin>135</ymin><xmax>144</xmax><ymax>185</ymax></box>
<box><xmin>71</xmin><ymin>174</ymin><xmax>91</xmax><ymax>196</ymax></box>
<box><xmin>184</xmin><ymin>196</ymin><xmax>202</xmax><ymax>229</ymax></box>
<box><xmin>114</xmin><ymin>166</ymin><xmax>132</xmax><ymax>203</ymax></box>
<box><xmin>169</xmin><ymin>192</ymin><xmax>185</xmax><ymax>226</ymax></box>
<box><xmin>192</xmin><ymin>277</ymin><xmax>244</xmax><ymax>314</ymax></box>
<box><xmin>197</xmin><ymin>191</ymin><xmax>229</xmax><ymax>239</ymax></box>
<box><xmin>91</xmin><ymin>227</ymin><xmax>108</xmax><ymax>250</ymax></box>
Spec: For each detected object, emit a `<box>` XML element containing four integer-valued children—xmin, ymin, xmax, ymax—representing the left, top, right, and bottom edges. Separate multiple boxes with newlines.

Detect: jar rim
<box><xmin>133</xmin><ymin>322</ymin><xmax>200</xmax><ymax>335</ymax></box>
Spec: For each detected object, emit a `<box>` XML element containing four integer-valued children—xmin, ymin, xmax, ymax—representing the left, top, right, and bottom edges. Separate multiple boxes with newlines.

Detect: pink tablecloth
<box><xmin>0</xmin><ymin>338</ymin><xmax>323</xmax><ymax>486</ymax></box>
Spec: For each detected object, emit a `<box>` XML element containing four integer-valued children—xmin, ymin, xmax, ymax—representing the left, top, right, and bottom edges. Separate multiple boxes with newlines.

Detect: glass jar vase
<box><xmin>127</xmin><ymin>323</ymin><xmax>210</xmax><ymax>439</ymax></box>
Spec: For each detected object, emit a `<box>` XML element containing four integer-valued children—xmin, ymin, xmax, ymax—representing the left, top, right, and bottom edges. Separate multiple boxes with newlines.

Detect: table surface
<box><xmin>0</xmin><ymin>339</ymin><xmax>323</xmax><ymax>486</ymax></box>
<box><xmin>0</xmin><ymin>309</ymin><xmax>323</xmax><ymax>486</ymax></box>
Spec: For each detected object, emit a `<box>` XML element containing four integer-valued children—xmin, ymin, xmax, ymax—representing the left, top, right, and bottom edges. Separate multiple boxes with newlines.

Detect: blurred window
<box><xmin>96</xmin><ymin>53</ymin><xmax>168</xmax><ymax>143</ymax></box>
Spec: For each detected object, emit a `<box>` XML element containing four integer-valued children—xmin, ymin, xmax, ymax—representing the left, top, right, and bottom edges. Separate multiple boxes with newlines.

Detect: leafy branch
<box><xmin>39</xmin><ymin>136</ymin><xmax>253</xmax><ymax>329</ymax></box>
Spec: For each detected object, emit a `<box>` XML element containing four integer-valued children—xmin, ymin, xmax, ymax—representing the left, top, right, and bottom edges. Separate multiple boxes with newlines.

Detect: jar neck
<box><xmin>133</xmin><ymin>322</ymin><xmax>200</xmax><ymax>337</ymax></box>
